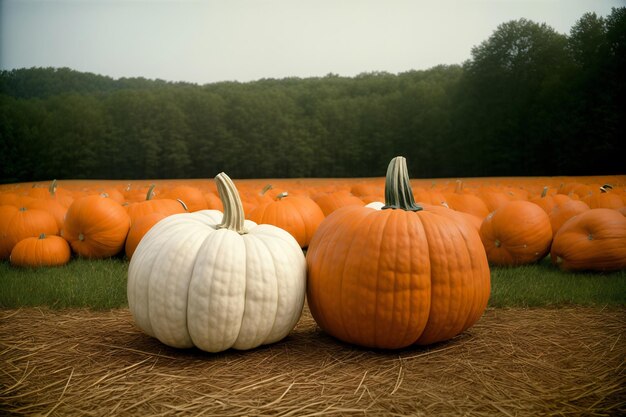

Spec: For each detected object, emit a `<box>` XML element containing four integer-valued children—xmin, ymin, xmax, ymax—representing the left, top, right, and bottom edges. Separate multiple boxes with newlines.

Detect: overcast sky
<box><xmin>1</xmin><ymin>0</ymin><xmax>624</xmax><ymax>84</ymax></box>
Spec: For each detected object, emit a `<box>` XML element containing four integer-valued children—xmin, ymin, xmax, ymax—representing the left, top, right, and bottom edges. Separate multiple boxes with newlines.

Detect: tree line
<box><xmin>1</xmin><ymin>8</ymin><xmax>624</xmax><ymax>183</ymax></box>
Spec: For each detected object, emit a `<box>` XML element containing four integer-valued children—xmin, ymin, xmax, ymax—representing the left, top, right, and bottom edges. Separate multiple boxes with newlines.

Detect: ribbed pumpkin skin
<box><xmin>0</xmin><ymin>206</ymin><xmax>59</xmax><ymax>260</ymax></box>
<box><xmin>479</xmin><ymin>201</ymin><xmax>552</xmax><ymax>265</ymax></box>
<box><xmin>306</xmin><ymin>204</ymin><xmax>490</xmax><ymax>349</ymax></box>
<box><xmin>248</xmin><ymin>195</ymin><xmax>325</xmax><ymax>248</ymax></box>
<box><xmin>551</xmin><ymin>208</ymin><xmax>626</xmax><ymax>271</ymax></box>
<box><xmin>10</xmin><ymin>235</ymin><xmax>71</xmax><ymax>267</ymax></box>
<box><xmin>62</xmin><ymin>195</ymin><xmax>131</xmax><ymax>258</ymax></box>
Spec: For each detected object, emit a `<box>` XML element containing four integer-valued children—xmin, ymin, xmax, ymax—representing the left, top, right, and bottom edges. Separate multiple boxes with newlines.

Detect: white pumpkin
<box><xmin>127</xmin><ymin>173</ymin><xmax>306</xmax><ymax>352</ymax></box>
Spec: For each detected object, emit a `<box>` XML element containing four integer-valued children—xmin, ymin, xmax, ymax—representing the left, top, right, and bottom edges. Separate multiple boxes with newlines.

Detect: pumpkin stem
<box><xmin>600</xmin><ymin>184</ymin><xmax>612</xmax><ymax>193</ymax></box>
<box><xmin>49</xmin><ymin>179</ymin><xmax>57</xmax><ymax>197</ymax></box>
<box><xmin>541</xmin><ymin>186</ymin><xmax>548</xmax><ymax>198</ymax></box>
<box><xmin>176</xmin><ymin>199</ymin><xmax>189</xmax><ymax>211</ymax></box>
<box><xmin>276</xmin><ymin>192</ymin><xmax>288</xmax><ymax>200</ymax></box>
<box><xmin>455</xmin><ymin>180</ymin><xmax>463</xmax><ymax>194</ymax></box>
<box><xmin>382</xmin><ymin>156</ymin><xmax>423</xmax><ymax>212</ymax></box>
<box><xmin>261</xmin><ymin>184</ymin><xmax>273</xmax><ymax>196</ymax></box>
<box><xmin>146</xmin><ymin>184</ymin><xmax>156</xmax><ymax>201</ymax></box>
<box><xmin>215</xmin><ymin>172</ymin><xmax>247</xmax><ymax>234</ymax></box>
<box><xmin>39</xmin><ymin>233</ymin><xmax>46</xmax><ymax>240</ymax></box>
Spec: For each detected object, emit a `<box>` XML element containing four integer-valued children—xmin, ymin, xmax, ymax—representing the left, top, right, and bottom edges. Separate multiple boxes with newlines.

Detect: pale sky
<box><xmin>1</xmin><ymin>0</ymin><xmax>624</xmax><ymax>85</ymax></box>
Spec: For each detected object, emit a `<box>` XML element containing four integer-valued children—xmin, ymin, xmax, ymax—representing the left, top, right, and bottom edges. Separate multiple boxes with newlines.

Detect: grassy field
<box><xmin>1</xmin><ymin>257</ymin><xmax>624</xmax><ymax>310</ymax></box>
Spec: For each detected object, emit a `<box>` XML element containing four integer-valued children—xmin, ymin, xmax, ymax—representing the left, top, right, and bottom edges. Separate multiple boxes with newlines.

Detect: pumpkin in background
<box><xmin>478</xmin><ymin>188</ymin><xmax>514</xmax><ymax>213</ymax></box>
<box><xmin>125</xmin><ymin>184</ymin><xmax>187</xmax><ymax>224</ymax></box>
<box><xmin>549</xmin><ymin>199</ymin><xmax>591</xmax><ymax>238</ymax></box>
<box><xmin>62</xmin><ymin>194</ymin><xmax>131</xmax><ymax>258</ymax></box>
<box><xmin>444</xmin><ymin>181</ymin><xmax>490</xmax><ymax>219</ymax></box>
<box><xmin>312</xmin><ymin>191</ymin><xmax>364</xmax><ymax>217</ymax></box>
<box><xmin>528</xmin><ymin>186</ymin><xmax>556</xmax><ymax>215</ymax></box>
<box><xmin>582</xmin><ymin>186</ymin><xmax>624</xmax><ymax>210</ymax></box>
<box><xmin>306</xmin><ymin>156</ymin><xmax>491</xmax><ymax>349</ymax></box>
<box><xmin>27</xmin><ymin>179</ymin><xmax>74</xmax><ymax>208</ymax></box>
<box><xmin>159</xmin><ymin>185</ymin><xmax>207</xmax><ymax>212</ymax></box>
<box><xmin>479</xmin><ymin>200</ymin><xmax>552</xmax><ymax>265</ymax></box>
<box><xmin>10</xmin><ymin>234</ymin><xmax>71</xmax><ymax>267</ymax></box>
<box><xmin>247</xmin><ymin>192</ymin><xmax>325</xmax><ymax>248</ymax></box>
<box><xmin>128</xmin><ymin>173</ymin><xmax>306</xmax><ymax>353</ymax></box>
<box><xmin>125</xmin><ymin>212</ymin><xmax>168</xmax><ymax>259</ymax></box>
<box><xmin>0</xmin><ymin>205</ymin><xmax>59</xmax><ymax>260</ymax></box>
<box><xmin>551</xmin><ymin>208</ymin><xmax>626</xmax><ymax>271</ymax></box>
<box><xmin>204</xmin><ymin>191</ymin><xmax>224</xmax><ymax>211</ymax></box>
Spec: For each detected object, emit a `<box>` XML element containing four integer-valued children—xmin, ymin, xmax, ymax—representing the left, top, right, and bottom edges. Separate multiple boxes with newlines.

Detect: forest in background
<box><xmin>1</xmin><ymin>8</ymin><xmax>624</xmax><ymax>182</ymax></box>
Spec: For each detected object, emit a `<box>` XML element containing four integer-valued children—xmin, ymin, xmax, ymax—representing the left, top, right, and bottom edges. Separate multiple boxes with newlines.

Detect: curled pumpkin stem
<box><xmin>215</xmin><ymin>172</ymin><xmax>247</xmax><ymax>234</ymax></box>
<box><xmin>382</xmin><ymin>156</ymin><xmax>423</xmax><ymax>212</ymax></box>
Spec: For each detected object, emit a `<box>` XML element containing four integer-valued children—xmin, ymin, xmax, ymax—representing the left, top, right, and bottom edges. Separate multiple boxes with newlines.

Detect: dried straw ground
<box><xmin>1</xmin><ymin>306</ymin><xmax>624</xmax><ymax>416</ymax></box>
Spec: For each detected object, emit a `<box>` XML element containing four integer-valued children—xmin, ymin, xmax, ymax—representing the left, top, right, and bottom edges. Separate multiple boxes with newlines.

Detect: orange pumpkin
<box><xmin>306</xmin><ymin>157</ymin><xmax>490</xmax><ymax>349</ymax></box>
<box><xmin>444</xmin><ymin>181</ymin><xmax>490</xmax><ymax>219</ymax></box>
<box><xmin>125</xmin><ymin>212</ymin><xmax>168</xmax><ymax>259</ymax></box>
<box><xmin>479</xmin><ymin>201</ymin><xmax>552</xmax><ymax>265</ymax></box>
<box><xmin>125</xmin><ymin>184</ymin><xmax>187</xmax><ymax>225</ymax></box>
<box><xmin>312</xmin><ymin>191</ymin><xmax>364</xmax><ymax>217</ymax></box>
<box><xmin>159</xmin><ymin>185</ymin><xmax>207</xmax><ymax>212</ymax></box>
<box><xmin>549</xmin><ymin>199</ymin><xmax>591</xmax><ymax>238</ymax></box>
<box><xmin>10</xmin><ymin>234</ymin><xmax>71</xmax><ymax>267</ymax></box>
<box><xmin>582</xmin><ymin>187</ymin><xmax>624</xmax><ymax>210</ymax></box>
<box><xmin>528</xmin><ymin>186</ymin><xmax>556</xmax><ymax>215</ymax></box>
<box><xmin>62</xmin><ymin>195</ymin><xmax>131</xmax><ymax>258</ymax></box>
<box><xmin>0</xmin><ymin>206</ymin><xmax>59</xmax><ymax>260</ymax></box>
<box><xmin>248</xmin><ymin>192</ymin><xmax>325</xmax><ymax>248</ymax></box>
<box><xmin>551</xmin><ymin>208</ymin><xmax>626</xmax><ymax>271</ymax></box>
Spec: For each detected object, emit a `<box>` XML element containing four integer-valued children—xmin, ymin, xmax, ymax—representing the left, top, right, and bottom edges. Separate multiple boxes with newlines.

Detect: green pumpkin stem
<box><xmin>146</xmin><ymin>184</ymin><xmax>156</xmax><ymax>200</ymax></box>
<box><xmin>49</xmin><ymin>179</ymin><xmax>57</xmax><ymax>197</ymax></box>
<box><xmin>541</xmin><ymin>186</ymin><xmax>548</xmax><ymax>198</ymax></box>
<box><xmin>215</xmin><ymin>172</ymin><xmax>247</xmax><ymax>234</ymax></box>
<box><xmin>276</xmin><ymin>192</ymin><xmax>288</xmax><ymax>200</ymax></box>
<box><xmin>382</xmin><ymin>156</ymin><xmax>423</xmax><ymax>212</ymax></box>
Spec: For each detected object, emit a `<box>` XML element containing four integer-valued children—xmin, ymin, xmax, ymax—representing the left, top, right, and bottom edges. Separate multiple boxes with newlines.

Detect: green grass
<box><xmin>0</xmin><ymin>257</ymin><xmax>624</xmax><ymax>310</ymax></box>
<box><xmin>0</xmin><ymin>258</ymin><xmax>128</xmax><ymax>310</ymax></box>
<box><xmin>490</xmin><ymin>257</ymin><xmax>626</xmax><ymax>308</ymax></box>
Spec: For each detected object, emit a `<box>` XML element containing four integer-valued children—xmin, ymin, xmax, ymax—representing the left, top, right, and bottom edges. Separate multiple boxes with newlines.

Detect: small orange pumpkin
<box><xmin>10</xmin><ymin>234</ymin><xmax>71</xmax><ymax>267</ymax></box>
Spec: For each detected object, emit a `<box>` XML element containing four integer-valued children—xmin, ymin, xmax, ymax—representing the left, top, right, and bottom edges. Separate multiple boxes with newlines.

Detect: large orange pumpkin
<box><xmin>62</xmin><ymin>195</ymin><xmax>131</xmax><ymax>258</ymax></box>
<box><xmin>479</xmin><ymin>200</ymin><xmax>553</xmax><ymax>265</ymax></box>
<box><xmin>551</xmin><ymin>208</ymin><xmax>626</xmax><ymax>271</ymax></box>
<box><xmin>10</xmin><ymin>234</ymin><xmax>71</xmax><ymax>267</ymax></box>
<box><xmin>306</xmin><ymin>157</ymin><xmax>491</xmax><ymax>349</ymax></box>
